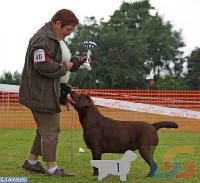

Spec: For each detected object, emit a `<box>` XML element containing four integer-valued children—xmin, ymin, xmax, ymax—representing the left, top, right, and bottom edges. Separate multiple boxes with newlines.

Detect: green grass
<box><xmin>0</xmin><ymin>128</ymin><xmax>200</xmax><ymax>183</ymax></box>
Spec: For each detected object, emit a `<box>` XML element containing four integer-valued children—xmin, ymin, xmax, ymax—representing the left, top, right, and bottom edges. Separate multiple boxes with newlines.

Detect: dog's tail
<box><xmin>152</xmin><ymin>121</ymin><xmax>178</xmax><ymax>131</ymax></box>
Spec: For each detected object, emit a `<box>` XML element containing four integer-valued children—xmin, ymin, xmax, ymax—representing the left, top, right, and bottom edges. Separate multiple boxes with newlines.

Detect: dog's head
<box><xmin>68</xmin><ymin>91</ymin><xmax>94</xmax><ymax>110</ymax></box>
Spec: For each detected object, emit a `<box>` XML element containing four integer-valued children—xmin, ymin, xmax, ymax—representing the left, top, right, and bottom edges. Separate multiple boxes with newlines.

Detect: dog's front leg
<box><xmin>91</xmin><ymin>149</ymin><xmax>102</xmax><ymax>176</ymax></box>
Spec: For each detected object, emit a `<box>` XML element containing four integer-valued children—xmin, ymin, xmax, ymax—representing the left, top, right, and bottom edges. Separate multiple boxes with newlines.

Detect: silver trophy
<box><xmin>80</xmin><ymin>41</ymin><xmax>97</xmax><ymax>70</ymax></box>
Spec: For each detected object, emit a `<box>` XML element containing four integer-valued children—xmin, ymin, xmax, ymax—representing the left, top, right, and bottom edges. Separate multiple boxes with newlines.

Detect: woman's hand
<box><xmin>80</xmin><ymin>56</ymin><xmax>91</xmax><ymax>64</ymax></box>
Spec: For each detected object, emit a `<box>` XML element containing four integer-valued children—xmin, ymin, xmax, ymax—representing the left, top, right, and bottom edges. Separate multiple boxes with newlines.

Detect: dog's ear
<box><xmin>78</xmin><ymin>95</ymin><xmax>93</xmax><ymax>108</ymax></box>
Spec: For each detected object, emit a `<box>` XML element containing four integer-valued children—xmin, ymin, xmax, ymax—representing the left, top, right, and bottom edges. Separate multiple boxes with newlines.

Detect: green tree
<box><xmin>185</xmin><ymin>47</ymin><xmax>200</xmax><ymax>89</ymax></box>
<box><xmin>67</xmin><ymin>0</ymin><xmax>185</xmax><ymax>89</ymax></box>
<box><xmin>12</xmin><ymin>71</ymin><xmax>21</xmax><ymax>85</ymax></box>
<box><xmin>0</xmin><ymin>70</ymin><xmax>21</xmax><ymax>85</ymax></box>
<box><xmin>151</xmin><ymin>76</ymin><xmax>187</xmax><ymax>90</ymax></box>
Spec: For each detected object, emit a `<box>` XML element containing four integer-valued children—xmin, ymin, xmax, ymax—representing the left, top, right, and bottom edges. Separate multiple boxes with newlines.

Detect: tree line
<box><xmin>1</xmin><ymin>0</ymin><xmax>200</xmax><ymax>90</ymax></box>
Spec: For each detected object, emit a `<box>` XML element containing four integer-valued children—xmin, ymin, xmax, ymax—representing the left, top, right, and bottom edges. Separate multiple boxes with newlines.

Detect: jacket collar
<box><xmin>45</xmin><ymin>21</ymin><xmax>57</xmax><ymax>40</ymax></box>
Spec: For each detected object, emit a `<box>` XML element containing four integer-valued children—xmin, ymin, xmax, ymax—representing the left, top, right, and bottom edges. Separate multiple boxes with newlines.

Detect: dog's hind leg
<box><xmin>149</xmin><ymin>146</ymin><xmax>158</xmax><ymax>177</ymax></box>
<box><xmin>138</xmin><ymin>146</ymin><xmax>157</xmax><ymax>177</ymax></box>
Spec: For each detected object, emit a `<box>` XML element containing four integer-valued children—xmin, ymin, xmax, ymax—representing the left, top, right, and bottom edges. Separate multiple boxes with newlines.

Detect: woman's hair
<box><xmin>51</xmin><ymin>9</ymin><xmax>79</xmax><ymax>28</ymax></box>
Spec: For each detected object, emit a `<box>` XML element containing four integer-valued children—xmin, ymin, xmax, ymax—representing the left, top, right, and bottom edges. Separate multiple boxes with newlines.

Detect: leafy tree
<box><xmin>184</xmin><ymin>47</ymin><xmax>200</xmax><ymax>89</ymax></box>
<box><xmin>0</xmin><ymin>70</ymin><xmax>21</xmax><ymax>85</ymax></box>
<box><xmin>151</xmin><ymin>76</ymin><xmax>187</xmax><ymax>90</ymax></box>
<box><xmin>12</xmin><ymin>71</ymin><xmax>21</xmax><ymax>85</ymax></box>
<box><xmin>68</xmin><ymin>0</ymin><xmax>185</xmax><ymax>89</ymax></box>
<box><xmin>137</xmin><ymin>14</ymin><xmax>185</xmax><ymax>79</ymax></box>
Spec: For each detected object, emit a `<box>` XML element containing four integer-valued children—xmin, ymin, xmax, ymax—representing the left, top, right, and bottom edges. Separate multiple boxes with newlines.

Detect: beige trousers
<box><xmin>30</xmin><ymin>110</ymin><xmax>60</xmax><ymax>162</ymax></box>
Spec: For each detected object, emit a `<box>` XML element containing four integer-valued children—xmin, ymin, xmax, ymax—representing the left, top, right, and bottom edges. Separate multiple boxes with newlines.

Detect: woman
<box><xmin>19</xmin><ymin>9</ymin><xmax>88</xmax><ymax>177</ymax></box>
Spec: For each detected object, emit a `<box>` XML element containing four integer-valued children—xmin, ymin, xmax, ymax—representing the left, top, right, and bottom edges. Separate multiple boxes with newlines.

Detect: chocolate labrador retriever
<box><xmin>68</xmin><ymin>91</ymin><xmax>178</xmax><ymax>177</ymax></box>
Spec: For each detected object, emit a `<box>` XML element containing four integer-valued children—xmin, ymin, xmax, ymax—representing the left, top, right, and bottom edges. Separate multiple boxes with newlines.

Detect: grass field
<box><xmin>0</xmin><ymin>128</ymin><xmax>200</xmax><ymax>183</ymax></box>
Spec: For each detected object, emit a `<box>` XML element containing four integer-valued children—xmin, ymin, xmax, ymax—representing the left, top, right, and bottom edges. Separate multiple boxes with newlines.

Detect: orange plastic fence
<box><xmin>0</xmin><ymin>89</ymin><xmax>200</xmax><ymax>132</ymax></box>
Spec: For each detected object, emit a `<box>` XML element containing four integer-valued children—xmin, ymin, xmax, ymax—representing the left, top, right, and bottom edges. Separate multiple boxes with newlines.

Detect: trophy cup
<box><xmin>80</xmin><ymin>41</ymin><xmax>97</xmax><ymax>70</ymax></box>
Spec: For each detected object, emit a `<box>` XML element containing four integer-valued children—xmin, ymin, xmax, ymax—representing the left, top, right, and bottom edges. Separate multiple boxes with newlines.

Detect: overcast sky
<box><xmin>0</xmin><ymin>0</ymin><xmax>199</xmax><ymax>74</ymax></box>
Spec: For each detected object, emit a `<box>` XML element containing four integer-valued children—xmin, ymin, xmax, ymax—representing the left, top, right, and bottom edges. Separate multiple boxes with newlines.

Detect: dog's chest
<box><xmin>83</xmin><ymin>133</ymin><xmax>94</xmax><ymax>149</ymax></box>
<box><xmin>83</xmin><ymin>131</ymin><xmax>102</xmax><ymax>149</ymax></box>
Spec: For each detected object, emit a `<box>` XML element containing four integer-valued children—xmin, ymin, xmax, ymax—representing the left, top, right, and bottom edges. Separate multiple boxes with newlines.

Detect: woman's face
<box><xmin>55</xmin><ymin>21</ymin><xmax>76</xmax><ymax>40</ymax></box>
